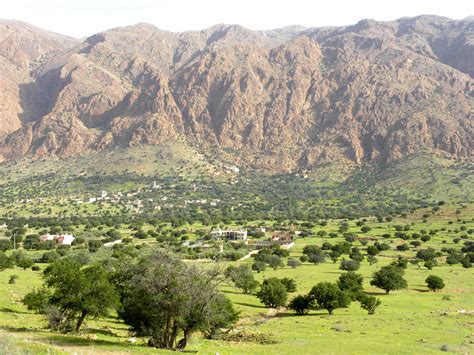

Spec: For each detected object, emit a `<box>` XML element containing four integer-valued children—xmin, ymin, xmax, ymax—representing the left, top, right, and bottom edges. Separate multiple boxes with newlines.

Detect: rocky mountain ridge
<box><xmin>0</xmin><ymin>16</ymin><xmax>472</xmax><ymax>171</ymax></box>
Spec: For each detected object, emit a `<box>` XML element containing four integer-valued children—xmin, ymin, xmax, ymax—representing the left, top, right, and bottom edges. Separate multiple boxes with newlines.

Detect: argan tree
<box><xmin>309</xmin><ymin>282</ymin><xmax>350</xmax><ymax>315</ymax></box>
<box><xmin>114</xmin><ymin>251</ymin><xmax>238</xmax><ymax>350</ymax></box>
<box><xmin>370</xmin><ymin>265</ymin><xmax>407</xmax><ymax>294</ymax></box>
<box><xmin>425</xmin><ymin>275</ymin><xmax>445</xmax><ymax>292</ymax></box>
<box><xmin>37</xmin><ymin>259</ymin><xmax>118</xmax><ymax>332</ymax></box>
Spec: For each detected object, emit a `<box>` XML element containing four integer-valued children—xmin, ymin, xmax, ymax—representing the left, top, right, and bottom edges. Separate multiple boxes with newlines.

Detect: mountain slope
<box><xmin>0</xmin><ymin>16</ymin><xmax>472</xmax><ymax>170</ymax></box>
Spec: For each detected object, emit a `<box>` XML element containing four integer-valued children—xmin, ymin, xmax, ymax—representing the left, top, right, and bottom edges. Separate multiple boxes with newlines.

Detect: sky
<box><xmin>2</xmin><ymin>0</ymin><xmax>473</xmax><ymax>38</ymax></box>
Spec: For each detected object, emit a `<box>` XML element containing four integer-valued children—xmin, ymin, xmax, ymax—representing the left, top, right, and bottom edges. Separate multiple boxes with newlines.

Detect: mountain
<box><xmin>0</xmin><ymin>16</ymin><xmax>472</xmax><ymax>171</ymax></box>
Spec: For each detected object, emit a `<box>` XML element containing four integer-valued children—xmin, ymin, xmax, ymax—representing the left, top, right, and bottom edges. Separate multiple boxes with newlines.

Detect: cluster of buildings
<box><xmin>39</xmin><ymin>234</ymin><xmax>75</xmax><ymax>245</ymax></box>
<box><xmin>209</xmin><ymin>228</ymin><xmax>294</xmax><ymax>249</ymax></box>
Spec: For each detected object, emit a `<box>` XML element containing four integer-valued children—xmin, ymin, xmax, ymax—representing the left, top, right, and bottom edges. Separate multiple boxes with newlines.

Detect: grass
<box><xmin>0</xmin><ymin>204</ymin><xmax>472</xmax><ymax>354</ymax></box>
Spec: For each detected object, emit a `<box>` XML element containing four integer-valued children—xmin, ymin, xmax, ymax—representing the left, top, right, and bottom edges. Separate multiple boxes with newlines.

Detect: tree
<box><xmin>114</xmin><ymin>251</ymin><xmax>237</xmax><ymax>350</ymax></box>
<box><xmin>256</xmin><ymin>278</ymin><xmax>288</xmax><ymax>308</ymax></box>
<box><xmin>22</xmin><ymin>288</ymin><xmax>51</xmax><ymax>314</ymax></box>
<box><xmin>337</xmin><ymin>272</ymin><xmax>363</xmax><ymax>300</ymax></box>
<box><xmin>424</xmin><ymin>260</ymin><xmax>435</xmax><ymax>270</ymax></box>
<box><xmin>267</xmin><ymin>255</ymin><xmax>283</xmax><ymax>270</ymax></box>
<box><xmin>203</xmin><ymin>293</ymin><xmax>239</xmax><ymax>339</ymax></box>
<box><xmin>40</xmin><ymin>259</ymin><xmax>118</xmax><ymax>332</ymax></box>
<box><xmin>367</xmin><ymin>255</ymin><xmax>378</xmax><ymax>265</ymax></box>
<box><xmin>370</xmin><ymin>265</ymin><xmax>407</xmax><ymax>294</ymax></box>
<box><xmin>0</xmin><ymin>252</ymin><xmax>14</xmax><ymax>271</ymax></box>
<box><xmin>461</xmin><ymin>255</ymin><xmax>472</xmax><ymax>268</ymax></box>
<box><xmin>252</xmin><ymin>261</ymin><xmax>266</xmax><ymax>273</ymax></box>
<box><xmin>225</xmin><ymin>265</ymin><xmax>259</xmax><ymax>294</ymax></box>
<box><xmin>288</xmin><ymin>295</ymin><xmax>312</xmax><ymax>315</ymax></box>
<box><xmin>287</xmin><ymin>258</ymin><xmax>301</xmax><ymax>269</ymax></box>
<box><xmin>0</xmin><ymin>239</ymin><xmax>12</xmax><ymax>252</ymax></box>
<box><xmin>339</xmin><ymin>259</ymin><xmax>360</xmax><ymax>271</ymax></box>
<box><xmin>366</xmin><ymin>246</ymin><xmax>379</xmax><ymax>256</ymax></box>
<box><xmin>425</xmin><ymin>275</ymin><xmax>445</xmax><ymax>292</ymax></box>
<box><xmin>16</xmin><ymin>253</ymin><xmax>34</xmax><ymax>270</ymax></box>
<box><xmin>308</xmin><ymin>252</ymin><xmax>326</xmax><ymax>265</ymax></box>
<box><xmin>308</xmin><ymin>282</ymin><xmax>350</xmax><ymax>315</ymax></box>
<box><xmin>357</xmin><ymin>294</ymin><xmax>381</xmax><ymax>315</ymax></box>
<box><xmin>280</xmin><ymin>277</ymin><xmax>297</xmax><ymax>292</ymax></box>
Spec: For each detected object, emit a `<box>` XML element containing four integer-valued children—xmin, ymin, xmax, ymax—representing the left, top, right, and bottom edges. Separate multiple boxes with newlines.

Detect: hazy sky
<box><xmin>3</xmin><ymin>0</ymin><xmax>473</xmax><ymax>38</ymax></box>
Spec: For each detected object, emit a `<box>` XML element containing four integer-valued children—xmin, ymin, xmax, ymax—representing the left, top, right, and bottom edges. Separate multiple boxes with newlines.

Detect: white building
<box><xmin>210</xmin><ymin>228</ymin><xmax>247</xmax><ymax>242</ymax></box>
<box><xmin>104</xmin><ymin>239</ymin><xmax>123</xmax><ymax>247</ymax></box>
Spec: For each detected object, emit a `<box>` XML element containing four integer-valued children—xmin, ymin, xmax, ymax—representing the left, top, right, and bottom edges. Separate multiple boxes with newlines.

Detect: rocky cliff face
<box><xmin>0</xmin><ymin>16</ymin><xmax>472</xmax><ymax>170</ymax></box>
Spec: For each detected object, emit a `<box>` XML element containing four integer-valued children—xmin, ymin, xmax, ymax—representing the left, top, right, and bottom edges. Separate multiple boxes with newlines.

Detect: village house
<box><xmin>210</xmin><ymin>228</ymin><xmax>248</xmax><ymax>242</ymax></box>
<box><xmin>40</xmin><ymin>234</ymin><xmax>75</xmax><ymax>245</ymax></box>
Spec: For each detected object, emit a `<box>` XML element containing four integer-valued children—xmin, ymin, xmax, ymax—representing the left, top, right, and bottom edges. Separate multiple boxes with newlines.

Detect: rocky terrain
<box><xmin>0</xmin><ymin>16</ymin><xmax>472</xmax><ymax>171</ymax></box>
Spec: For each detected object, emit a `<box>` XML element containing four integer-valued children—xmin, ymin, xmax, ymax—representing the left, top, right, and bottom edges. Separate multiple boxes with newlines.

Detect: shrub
<box><xmin>357</xmin><ymin>294</ymin><xmax>381</xmax><ymax>315</ymax></box>
<box><xmin>8</xmin><ymin>274</ymin><xmax>18</xmax><ymax>284</ymax></box>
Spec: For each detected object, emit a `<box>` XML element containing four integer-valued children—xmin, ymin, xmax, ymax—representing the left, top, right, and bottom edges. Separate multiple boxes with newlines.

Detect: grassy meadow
<box><xmin>0</xmin><ymin>204</ymin><xmax>472</xmax><ymax>354</ymax></box>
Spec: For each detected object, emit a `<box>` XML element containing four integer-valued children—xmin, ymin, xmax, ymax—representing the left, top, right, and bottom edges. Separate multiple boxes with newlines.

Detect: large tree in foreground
<box><xmin>114</xmin><ymin>251</ymin><xmax>238</xmax><ymax>350</ymax></box>
<box><xmin>40</xmin><ymin>259</ymin><xmax>118</xmax><ymax>332</ymax></box>
<box><xmin>370</xmin><ymin>265</ymin><xmax>407</xmax><ymax>294</ymax></box>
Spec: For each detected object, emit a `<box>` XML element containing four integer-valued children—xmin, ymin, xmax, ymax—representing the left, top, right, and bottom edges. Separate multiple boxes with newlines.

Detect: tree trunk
<box><xmin>177</xmin><ymin>330</ymin><xmax>191</xmax><ymax>350</ymax></box>
<box><xmin>75</xmin><ymin>309</ymin><xmax>88</xmax><ymax>332</ymax></box>
<box><xmin>328</xmin><ymin>309</ymin><xmax>333</xmax><ymax>315</ymax></box>
<box><xmin>386</xmin><ymin>290</ymin><xmax>390</xmax><ymax>294</ymax></box>
<box><xmin>169</xmin><ymin>324</ymin><xmax>179</xmax><ymax>349</ymax></box>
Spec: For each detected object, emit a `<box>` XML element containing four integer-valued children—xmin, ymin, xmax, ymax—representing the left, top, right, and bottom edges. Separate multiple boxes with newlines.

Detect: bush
<box><xmin>299</xmin><ymin>255</ymin><xmax>309</xmax><ymax>263</ymax></box>
<box><xmin>22</xmin><ymin>287</ymin><xmax>51</xmax><ymax>313</ymax></box>
<box><xmin>8</xmin><ymin>275</ymin><xmax>18</xmax><ymax>284</ymax></box>
<box><xmin>357</xmin><ymin>294</ymin><xmax>381</xmax><ymax>315</ymax></box>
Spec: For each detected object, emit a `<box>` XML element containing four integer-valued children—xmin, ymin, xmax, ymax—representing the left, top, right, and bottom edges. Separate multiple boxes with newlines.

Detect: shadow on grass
<box><xmin>412</xmin><ymin>288</ymin><xmax>429</xmax><ymax>293</ymax></box>
<box><xmin>0</xmin><ymin>307</ymin><xmax>30</xmax><ymax>314</ymax></box>
<box><xmin>274</xmin><ymin>312</ymin><xmax>327</xmax><ymax>318</ymax></box>
<box><xmin>365</xmin><ymin>291</ymin><xmax>388</xmax><ymax>296</ymax></box>
<box><xmin>1</xmin><ymin>326</ymin><xmax>134</xmax><ymax>349</ymax></box>
<box><xmin>234</xmin><ymin>302</ymin><xmax>266</xmax><ymax>309</ymax></box>
<box><xmin>0</xmin><ymin>326</ymin><xmax>40</xmax><ymax>333</ymax></box>
<box><xmin>83</xmin><ymin>328</ymin><xmax>118</xmax><ymax>337</ymax></box>
<box><xmin>43</xmin><ymin>334</ymin><xmax>127</xmax><ymax>348</ymax></box>
<box><xmin>222</xmin><ymin>289</ymin><xmax>246</xmax><ymax>295</ymax></box>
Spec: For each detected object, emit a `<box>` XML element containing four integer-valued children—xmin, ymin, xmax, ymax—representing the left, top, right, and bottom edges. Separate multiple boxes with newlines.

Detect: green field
<box><xmin>0</xmin><ymin>204</ymin><xmax>472</xmax><ymax>354</ymax></box>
